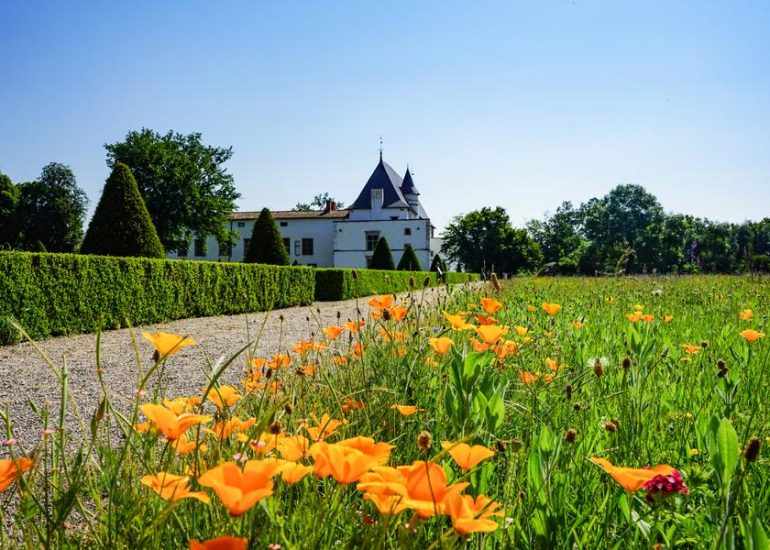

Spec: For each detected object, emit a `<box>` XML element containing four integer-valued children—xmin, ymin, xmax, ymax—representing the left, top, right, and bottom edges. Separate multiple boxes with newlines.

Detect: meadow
<box><xmin>1</xmin><ymin>275</ymin><xmax>768</xmax><ymax>549</ymax></box>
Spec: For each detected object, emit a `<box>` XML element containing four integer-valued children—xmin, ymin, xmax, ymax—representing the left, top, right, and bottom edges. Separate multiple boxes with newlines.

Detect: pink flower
<box><xmin>643</xmin><ymin>470</ymin><xmax>688</xmax><ymax>502</ymax></box>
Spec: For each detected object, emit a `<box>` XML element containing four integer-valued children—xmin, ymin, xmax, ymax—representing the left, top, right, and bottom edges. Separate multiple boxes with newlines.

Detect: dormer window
<box><xmin>371</xmin><ymin>189</ymin><xmax>383</xmax><ymax>202</ymax></box>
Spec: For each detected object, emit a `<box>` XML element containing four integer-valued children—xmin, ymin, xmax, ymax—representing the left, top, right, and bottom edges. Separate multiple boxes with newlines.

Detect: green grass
<box><xmin>1</xmin><ymin>275</ymin><xmax>768</xmax><ymax>548</ymax></box>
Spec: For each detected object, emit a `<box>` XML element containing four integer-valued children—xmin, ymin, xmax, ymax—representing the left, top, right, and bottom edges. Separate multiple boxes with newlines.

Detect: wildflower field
<box><xmin>1</xmin><ymin>276</ymin><xmax>769</xmax><ymax>549</ymax></box>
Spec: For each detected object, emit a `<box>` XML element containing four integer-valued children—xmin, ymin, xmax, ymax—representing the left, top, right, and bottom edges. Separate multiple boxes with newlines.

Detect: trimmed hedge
<box><xmin>0</xmin><ymin>251</ymin><xmax>314</xmax><ymax>345</ymax></box>
<box><xmin>314</xmin><ymin>268</ymin><xmax>479</xmax><ymax>301</ymax></box>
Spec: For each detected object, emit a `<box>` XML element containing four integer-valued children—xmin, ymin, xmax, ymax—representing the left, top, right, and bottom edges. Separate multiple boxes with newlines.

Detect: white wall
<box><xmin>333</xmin><ymin>219</ymin><xmax>432</xmax><ymax>269</ymax></box>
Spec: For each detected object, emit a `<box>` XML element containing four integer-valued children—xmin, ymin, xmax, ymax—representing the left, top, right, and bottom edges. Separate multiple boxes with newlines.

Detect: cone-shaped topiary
<box><xmin>369</xmin><ymin>236</ymin><xmax>395</xmax><ymax>270</ymax></box>
<box><xmin>81</xmin><ymin>163</ymin><xmax>165</xmax><ymax>258</ymax></box>
<box><xmin>245</xmin><ymin>208</ymin><xmax>290</xmax><ymax>265</ymax></box>
<box><xmin>397</xmin><ymin>244</ymin><xmax>423</xmax><ymax>271</ymax></box>
<box><xmin>429</xmin><ymin>253</ymin><xmax>445</xmax><ymax>272</ymax></box>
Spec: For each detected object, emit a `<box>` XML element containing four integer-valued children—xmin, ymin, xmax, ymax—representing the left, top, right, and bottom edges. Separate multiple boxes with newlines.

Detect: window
<box><xmin>302</xmin><ymin>238</ymin><xmax>314</xmax><ymax>256</ymax></box>
<box><xmin>365</xmin><ymin>231</ymin><xmax>380</xmax><ymax>251</ymax></box>
<box><xmin>237</xmin><ymin>222</ymin><xmax>245</xmax><ymax>228</ymax></box>
<box><xmin>177</xmin><ymin>243</ymin><xmax>188</xmax><ymax>257</ymax></box>
<box><xmin>243</xmin><ymin>238</ymin><xmax>251</xmax><ymax>253</ymax></box>
<box><xmin>404</xmin><ymin>228</ymin><xmax>411</xmax><ymax>236</ymax></box>
<box><xmin>280</xmin><ymin>221</ymin><xmax>288</xmax><ymax>227</ymax></box>
<box><xmin>283</xmin><ymin>237</ymin><xmax>290</xmax><ymax>254</ymax></box>
<box><xmin>371</xmin><ymin>189</ymin><xmax>383</xmax><ymax>202</ymax></box>
<box><xmin>194</xmin><ymin>238</ymin><xmax>206</xmax><ymax>257</ymax></box>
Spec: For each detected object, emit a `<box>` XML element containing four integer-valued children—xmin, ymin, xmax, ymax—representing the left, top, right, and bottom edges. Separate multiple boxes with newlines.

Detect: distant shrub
<box><xmin>369</xmin><ymin>237</ymin><xmax>395</xmax><ymax>270</ymax></box>
<box><xmin>0</xmin><ymin>251</ymin><xmax>314</xmax><ymax>345</ymax></box>
<box><xmin>81</xmin><ymin>162</ymin><xmax>165</xmax><ymax>258</ymax></box>
<box><xmin>397</xmin><ymin>244</ymin><xmax>422</xmax><ymax>271</ymax></box>
<box><xmin>245</xmin><ymin>208</ymin><xmax>290</xmax><ymax>265</ymax></box>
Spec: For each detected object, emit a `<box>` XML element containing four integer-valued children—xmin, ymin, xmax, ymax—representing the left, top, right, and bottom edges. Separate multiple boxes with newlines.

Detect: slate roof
<box><xmin>229</xmin><ymin>210</ymin><xmax>350</xmax><ymax>221</ymax></box>
<box><xmin>400</xmin><ymin>167</ymin><xmax>419</xmax><ymax>196</ymax></box>
<box><xmin>350</xmin><ymin>158</ymin><xmax>410</xmax><ymax>210</ymax></box>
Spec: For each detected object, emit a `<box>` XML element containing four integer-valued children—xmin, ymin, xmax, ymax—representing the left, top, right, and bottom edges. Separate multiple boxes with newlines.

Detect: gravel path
<box><xmin>0</xmin><ymin>285</ymin><xmax>472</xmax><ymax>449</ymax></box>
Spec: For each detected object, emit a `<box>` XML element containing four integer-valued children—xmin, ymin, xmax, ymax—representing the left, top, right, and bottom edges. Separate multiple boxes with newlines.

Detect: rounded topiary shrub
<box><xmin>245</xmin><ymin>208</ymin><xmax>290</xmax><ymax>265</ymax></box>
<box><xmin>397</xmin><ymin>244</ymin><xmax>422</xmax><ymax>271</ymax></box>
<box><xmin>369</xmin><ymin>236</ymin><xmax>395</xmax><ymax>270</ymax></box>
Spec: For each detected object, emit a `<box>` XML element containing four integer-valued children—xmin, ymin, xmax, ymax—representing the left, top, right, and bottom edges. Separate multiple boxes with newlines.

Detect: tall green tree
<box><xmin>369</xmin><ymin>236</ymin><xmax>395</xmax><ymax>270</ymax></box>
<box><xmin>81</xmin><ymin>163</ymin><xmax>165</xmax><ymax>258</ymax></box>
<box><xmin>244</xmin><ymin>208</ymin><xmax>290</xmax><ymax>265</ymax></box>
<box><xmin>0</xmin><ymin>172</ymin><xmax>20</xmax><ymax>248</ymax></box>
<box><xmin>396</xmin><ymin>244</ymin><xmax>423</xmax><ymax>271</ymax></box>
<box><xmin>105</xmin><ymin>129</ymin><xmax>240</xmax><ymax>252</ymax></box>
<box><xmin>15</xmin><ymin>163</ymin><xmax>88</xmax><ymax>252</ymax></box>
<box><xmin>526</xmin><ymin>201</ymin><xmax>586</xmax><ymax>272</ymax></box>
<box><xmin>442</xmin><ymin>207</ymin><xmax>541</xmax><ymax>275</ymax></box>
<box><xmin>429</xmin><ymin>254</ymin><xmax>446</xmax><ymax>272</ymax></box>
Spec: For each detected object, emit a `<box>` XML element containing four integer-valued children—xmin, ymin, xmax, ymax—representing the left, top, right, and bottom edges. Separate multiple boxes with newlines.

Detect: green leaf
<box><xmin>716</xmin><ymin>418</ymin><xmax>739</xmax><ymax>487</ymax></box>
<box><xmin>753</xmin><ymin>516</ymin><xmax>770</xmax><ymax>550</ymax></box>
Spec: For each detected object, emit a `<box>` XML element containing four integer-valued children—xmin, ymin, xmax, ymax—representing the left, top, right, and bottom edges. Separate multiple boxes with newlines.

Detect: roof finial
<box><xmin>378</xmin><ymin>135</ymin><xmax>383</xmax><ymax>161</ymax></box>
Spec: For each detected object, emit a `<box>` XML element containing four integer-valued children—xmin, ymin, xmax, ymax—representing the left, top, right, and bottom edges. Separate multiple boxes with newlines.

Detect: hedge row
<box><xmin>0</xmin><ymin>252</ymin><xmax>315</xmax><ymax>345</ymax></box>
<box><xmin>314</xmin><ymin>268</ymin><xmax>479</xmax><ymax>301</ymax></box>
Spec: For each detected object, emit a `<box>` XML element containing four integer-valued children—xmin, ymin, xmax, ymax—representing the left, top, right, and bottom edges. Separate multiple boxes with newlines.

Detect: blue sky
<box><xmin>1</xmin><ymin>1</ymin><xmax>769</xmax><ymax>231</ymax></box>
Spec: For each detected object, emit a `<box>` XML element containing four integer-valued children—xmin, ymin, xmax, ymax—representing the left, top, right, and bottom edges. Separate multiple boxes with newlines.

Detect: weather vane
<box><xmin>379</xmin><ymin>135</ymin><xmax>383</xmax><ymax>161</ymax></box>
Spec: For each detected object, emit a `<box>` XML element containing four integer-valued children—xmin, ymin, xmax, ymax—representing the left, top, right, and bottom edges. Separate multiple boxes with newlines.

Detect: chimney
<box><xmin>323</xmin><ymin>200</ymin><xmax>336</xmax><ymax>214</ymax></box>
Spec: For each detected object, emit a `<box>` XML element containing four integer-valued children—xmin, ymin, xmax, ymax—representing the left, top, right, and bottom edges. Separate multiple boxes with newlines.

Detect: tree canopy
<box><xmin>14</xmin><ymin>163</ymin><xmax>88</xmax><ymax>252</ymax></box>
<box><xmin>105</xmin><ymin>129</ymin><xmax>240</xmax><ymax>252</ymax></box>
<box><xmin>293</xmin><ymin>192</ymin><xmax>345</xmax><ymax>211</ymax></box>
<box><xmin>81</xmin><ymin>163</ymin><xmax>165</xmax><ymax>258</ymax></box>
<box><xmin>244</xmin><ymin>208</ymin><xmax>290</xmax><ymax>265</ymax></box>
<box><xmin>441</xmin><ymin>207</ymin><xmax>541</xmax><ymax>275</ymax></box>
<box><xmin>0</xmin><ymin>172</ymin><xmax>20</xmax><ymax>248</ymax></box>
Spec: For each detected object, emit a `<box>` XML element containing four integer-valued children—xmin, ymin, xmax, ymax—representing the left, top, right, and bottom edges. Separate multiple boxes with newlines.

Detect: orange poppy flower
<box><xmin>572</xmin><ymin>321</ymin><xmax>585</xmax><ymax>330</ymax></box>
<box><xmin>205</xmin><ymin>385</ymin><xmax>242</xmax><ymax>409</ymax></box>
<box><xmin>304</xmin><ymin>413</ymin><xmax>344</xmax><ymax>441</ymax></box>
<box><xmin>343</xmin><ymin>320</ymin><xmax>361</xmax><ymax>334</ymax></box>
<box><xmin>429</xmin><ymin>337</ymin><xmax>454</xmax><ymax>355</ymax></box>
<box><xmin>309</xmin><ymin>442</ymin><xmax>381</xmax><ymax>484</ymax></box>
<box><xmin>518</xmin><ymin>371</ymin><xmax>540</xmax><ymax>385</ymax></box>
<box><xmin>662</xmin><ymin>315</ymin><xmax>674</xmax><ymax>323</ymax></box>
<box><xmin>494</xmin><ymin>340</ymin><xmax>518</xmax><ymax>361</ymax></box>
<box><xmin>475</xmin><ymin>325</ymin><xmax>508</xmax><ymax>346</ymax></box>
<box><xmin>640</xmin><ymin>314</ymin><xmax>655</xmax><ymax>323</ymax></box>
<box><xmin>681</xmin><ymin>344</ymin><xmax>700</xmax><ymax>354</ymax></box>
<box><xmin>481</xmin><ymin>298</ymin><xmax>503</xmax><ymax>314</ymax></box>
<box><xmin>141</xmin><ymin>472</ymin><xmax>210</xmax><ymax>503</ymax></box>
<box><xmin>341</xmin><ymin>397</ymin><xmax>365</xmax><ymax>413</ymax></box>
<box><xmin>291</xmin><ymin>340</ymin><xmax>315</xmax><ymax>354</ymax></box>
<box><xmin>541</xmin><ymin>302</ymin><xmax>562</xmax><ymax>316</ymax></box>
<box><xmin>625</xmin><ymin>312</ymin><xmax>642</xmax><ymax>323</ymax></box>
<box><xmin>545</xmin><ymin>358</ymin><xmax>560</xmax><ymax>371</ymax></box>
<box><xmin>142</xmin><ymin>331</ymin><xmax>196</xmax><ymax>358</ymax></box>
<box><xmin>739</xmin><ymin>308</ymin><xmax>753</xmax><ymax>321</ymax></box>
<box><xmin>351</xmin><ymin>341</ymin><xmax>365</xmax><ymax>359</ymax></box>
<box><xmin>527</xmin><ymin>304</ymin><xmax>537</xmax><ymax>312</ymax></box>
<box><xmin>469</xmin><ymin>338</ymin><xmax>490</xmax><ymax>352</ymax></box>
<box><xmin>140</xmin><ymin>404</ymin><xmax>210</xmax><ymax>441</ymax></box>
<box><xmin>441</xmin><ymin>442</ymin><xmax>495</xmax><ymax>471</ymax></box>
<box><xmin>443</xmin><ymin>311</ymin><xmax>475</xmax><ymax>331</ymax></box>
<box><xmin>390</xmin><ymin>404</ymin><xmax>418</xmax><ymax>417</ymax></box>
<box><xmin>276</xmin><ymin>434</ymin><xmax>311</xmax><ymax>461</ymax></box>
<box><xmin>322</xmin><ymin>325</ymin><xmax>345</xmax><ymax>340</ymax></box>
<box><xmin>0</xmin><ymin>457</ymin><xmax>33</xmax><ymax>492</ymax></box>
<box><xmin>280</xmin><ymin>462</ymin><xmax>314</xmax><ymax>484</ymax></box>
<box><xmin>337</xmin><ymin>436</ymin><xmax>394</xmax><ymax>464</ymax></box>
<box><xmin>198</xmin><ymin>460</ymin><xmax>283</xmax><ymax>516</ymax></box>
<box><xmin>207</xmin><ymin>416</ymin><xmax>256</xmax><ymax>440</ymax></box>
<box><xmin>740</xmin><ymin>329</ymin><xmax>765</xmax><ymax>343</ymax></box>
<box><xmin>443</xmin><ymin>492</ymin><xmax>502</xmax><ymax>535</ymax></box>
<box><xmin>590</xmin><ymin>457</ymin><xmax>676</xmax><ymax>492</ymax></box>
<box><xmin>172</xmin><ymin>433</ymin><xmax>207</xmax><ymax>455</ymax></box>
<box><xmin>368</xmin><ymin>295</ymin><xmax>395</xmax><ymax>310</ymax></box>
<box><xmin>397</xmin><ymin>461</ymin><xmax>469</xmax><ymax>518</ymax></box>
<box><xmin>267</xmin><ymin>353</ymin><xmax>291</xmax><ymax>369</ymax></box>
<box><xmin>388</xmin><ymin>305</ymin><xmax>409</xmax><ymax>321</ymax></box>
<box><xmin>189</xmin><ymin>537</ymin><xmax>248</xmax><ymax>550</ymax></box>
<box><xmin>475</xmin><ymin>314</ymin><xmax>498</xmax><ymax>326</ymax></box>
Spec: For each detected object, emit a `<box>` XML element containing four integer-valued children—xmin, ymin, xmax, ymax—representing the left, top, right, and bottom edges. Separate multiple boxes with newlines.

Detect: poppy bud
<box><xmin>573</xmin><ymin>402</ymin><xmax>582</xmax><ymax>411</ymax></box>
<box><xmin>622</xmin><ymin>357</ymin><xmax>631</xmax><ymax>370</ymax></box>
<box><xmin>518</xmin><ymin>490</ymin><xmax>526</xmax><ymax>501</ymax></box>
<box><xmin>423</xmin><ymin>276</ymin><xmax>431</xmax><ymax>288</ymax></box>
<box><xmin>351</xmin><ymin>269</ymin><xmax>358</xmax><ymax>279</ymax></box>
<box><xmin>604</xmin><ymin>420</ymin><xmax>618</xmax><ymax>433</ymax></box>
<box><xmin>417</xmin><ymin>430</ymin><xmax>433</xmax><ymax>451</ymax></box>
<box><xmin>701</xmin><ymin>340</ymin><xmax>709</xmax><ymax>349</ymax></box>
<box><xmin>382</xmin><ymin>308</ymin><xmax>391</xmax><ymax>321</ymax></box>
<box><xmin>265</xmin><ymin>368</ymin><xmax>273</xmax><ymax>379</ymax></box>
<box><xmin>279</xmin><ymin>314</ymin><xmax>285</xmax><ymax>322</ymax></box>
<box><xmin>496</xmin><ymin>439</ymin><xmax>506</xmax><ymax>453</ymax></box>
<box><xmin>717</xmin><ymin>359</ymin><xmax>726</xmax><ymax>369</ymax></box>
<box><xmin>337</xmin><ymin>310</ymin><xmax>341</xmax><ymax>320</ymax></box>
<box><xmin>744</xmin><ymin>436</ymin><xmax>761</xmax><ymax>462</ymax></box>
<box><xmin>409</xmin><ymin>276</ymin><xmax>415</xmax><ymax>288</ymax></box>
<box><xmin>565</xmin><ymin>429</ymin><xmax>577</xmax><ymax>443</ymax></box>
<box><xmin>593</xmin><ymin>363</ymin><xmax>604</xmax><ymax>377</ymax></box>
<box><xmin>284</xmin><ymin>404</ymin><xmax>293</xmax><ymax>415</ymax></box>
<box><xmin>269</xmin><ymin>421</ymin><xmax>282</xmax><ymax>435</ymax></box>
<box><xmin>565</xmin><ymin>384</ymin><xmax>573</xmax><ymax>399</ymax></box>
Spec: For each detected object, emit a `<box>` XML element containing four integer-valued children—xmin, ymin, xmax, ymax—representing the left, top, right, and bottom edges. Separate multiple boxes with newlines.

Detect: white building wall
<box><xmin>333</xmin><ymin>219</ymin><xmax>431</xmax><ymax>269</ymax></box>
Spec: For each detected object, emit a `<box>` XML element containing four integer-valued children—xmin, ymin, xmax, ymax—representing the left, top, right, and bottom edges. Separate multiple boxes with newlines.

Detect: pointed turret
<box><xmin>401</xmin><ymin>166</ymin><xmax>423</xmax><ymax>216</ymax></box>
